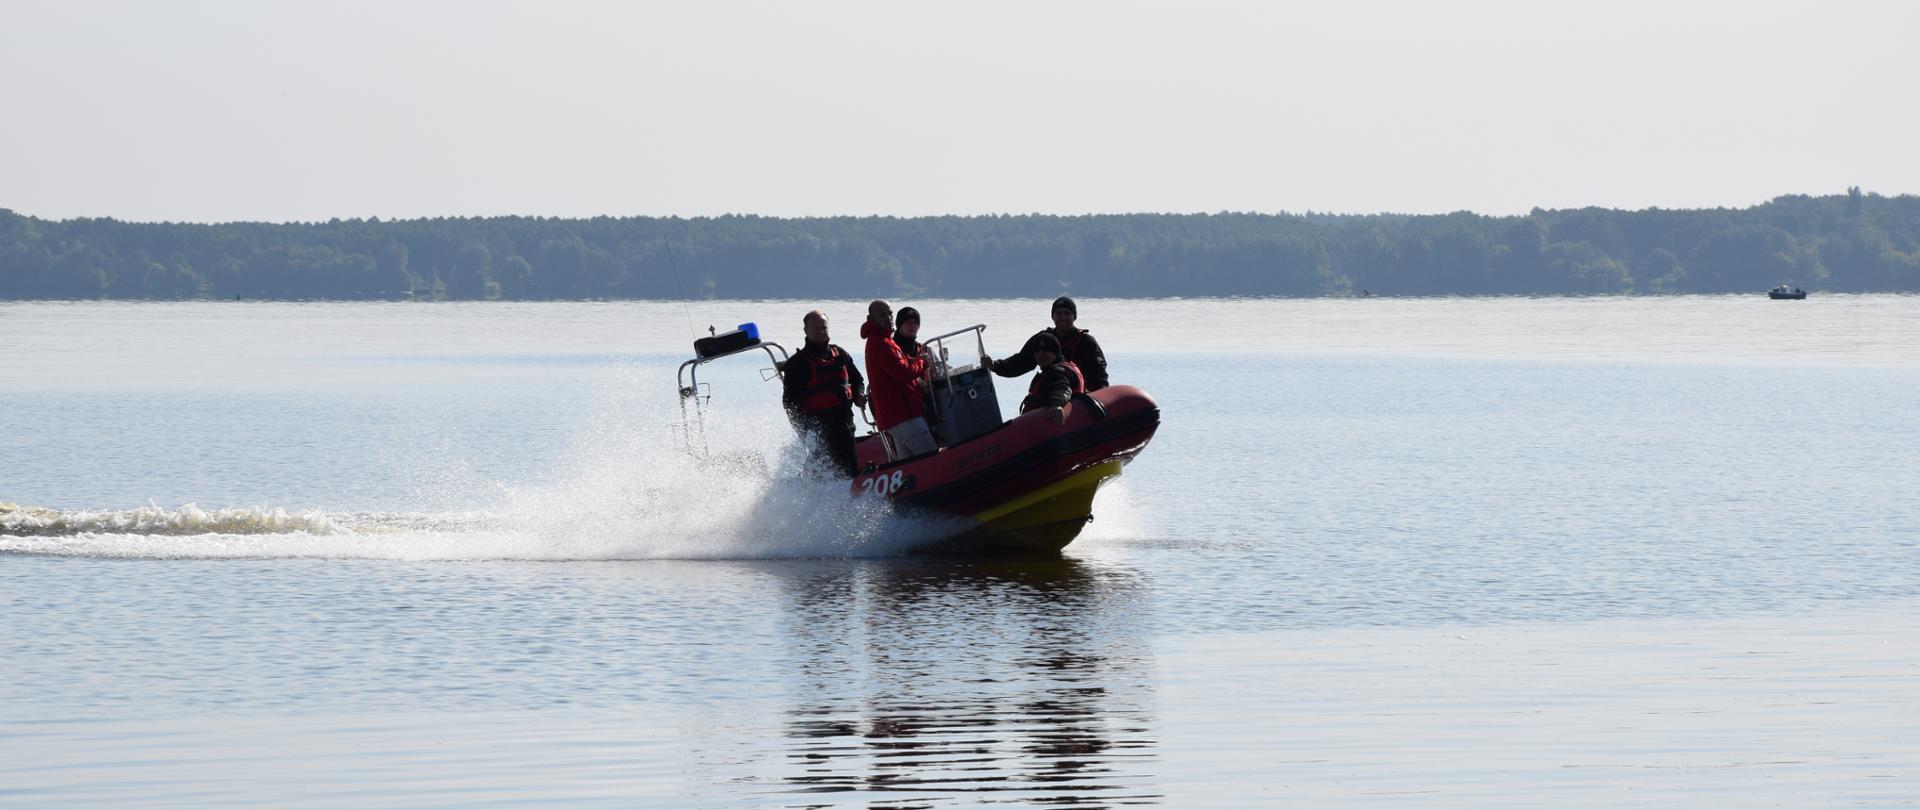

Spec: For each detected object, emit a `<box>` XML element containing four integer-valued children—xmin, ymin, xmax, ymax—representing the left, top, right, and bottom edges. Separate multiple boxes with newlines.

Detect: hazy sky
<box><xmin>2</xmin><ymin>0</ymin><xmax>1913</xmax><ymax>222</ymax></box>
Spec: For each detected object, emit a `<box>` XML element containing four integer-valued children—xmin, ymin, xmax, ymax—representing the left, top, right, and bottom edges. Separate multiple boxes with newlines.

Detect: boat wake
<box><xmin>2</xmin><ymin>502</ymin><xmax>351</xmax><ymax>538</ymax></box>
<box><xmin>1</xmin><ymin>412</ymin><xmax>975</xmax><ymax>561</ymax></box>
<box><xmin>0</xmin><ymin>480</ymin><xmax>967</xmax><ymax>562</ymax></box>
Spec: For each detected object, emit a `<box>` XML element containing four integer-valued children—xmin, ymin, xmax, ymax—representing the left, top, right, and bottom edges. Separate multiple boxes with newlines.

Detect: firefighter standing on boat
<box><xmin>781</xmin><ymin>309</ymin><xmax>867</xmax><ymax>477</ymax></box>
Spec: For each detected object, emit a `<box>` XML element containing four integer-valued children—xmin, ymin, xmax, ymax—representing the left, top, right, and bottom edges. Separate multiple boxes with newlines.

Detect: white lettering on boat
<box><xmin>857</xmin><ymin>470</ymin><xmax>908</xmax><ymax>498</ymax></box>
<box><xmin>954</xmin><ymin>442</ymin><xmax>1005</xmax><ymax>472</ymax></box>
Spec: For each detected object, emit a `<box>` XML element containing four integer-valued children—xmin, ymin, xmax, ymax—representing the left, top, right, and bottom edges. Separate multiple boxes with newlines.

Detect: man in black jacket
<box><xmin>985</xmin><ymin>296</ymin><xmax>1108</xmax><ymax>392</ymax></box>
<box><xmin>1018</xmin><ymin>332</ymin><xmax>1086</xmax><ymax>426</ymax></box>
<box><xmin>780</xmin><ymin>310</ymin><xmax>868</xmax><ymax>477</ymax></box>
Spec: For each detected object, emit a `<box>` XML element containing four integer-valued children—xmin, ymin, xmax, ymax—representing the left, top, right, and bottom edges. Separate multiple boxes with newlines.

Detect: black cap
<box><xmin>1031</xmin><ymin>332</ymin><xmax>1062</xmax><ymax>356</ymax></box>
<box><xmin>1052</xmin><ymin>296</ymin><xmax>1077</xmax><ymax>314</ymax></box>
<box><xmin>896</xmin><ymin>306</ymin><xmax>920</xmax><ymax>324</ymax></box>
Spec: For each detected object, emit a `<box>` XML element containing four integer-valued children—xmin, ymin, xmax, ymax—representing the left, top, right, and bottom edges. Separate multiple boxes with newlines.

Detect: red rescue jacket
<box><xmin>801</xmin><ymin>346</ymin><xmax>854</xmax><ymax>411</ymax></box>
<box><xmin>862</xmin><ymin>320</ymin><xmax>929</xmax><ymax>431</ymax></box>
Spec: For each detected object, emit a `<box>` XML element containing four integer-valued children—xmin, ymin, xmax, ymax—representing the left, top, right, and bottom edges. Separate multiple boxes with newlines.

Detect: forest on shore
<box><xmin>2</xmin><ymin>190</ymin><xmax>1915</xmax><ymax>300</ymax></box>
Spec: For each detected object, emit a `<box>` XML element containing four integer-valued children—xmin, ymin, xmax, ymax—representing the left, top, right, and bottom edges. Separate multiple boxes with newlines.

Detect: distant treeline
<box><xmin>3</xmin><ymin>189</ymin><xmax>1916</xmax><ymax>300</ymax></box>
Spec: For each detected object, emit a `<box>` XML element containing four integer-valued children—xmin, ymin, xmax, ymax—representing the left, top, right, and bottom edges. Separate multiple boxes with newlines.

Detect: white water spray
<box><xmin>0</xmin><ymin>366</ymin><xmax>976</xmax><ymax>561</ymax></box>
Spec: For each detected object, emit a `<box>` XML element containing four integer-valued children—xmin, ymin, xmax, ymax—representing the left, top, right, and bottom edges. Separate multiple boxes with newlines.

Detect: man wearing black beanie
<box><xmin>1017</xmin><ymin>331</ymin><xmax>1084</xmax><ymax>425</ymax></box>
<box><xmin>986</xmin><ymin>296</ymin><xmax>1109</xmax><ymax>391</ymax></box>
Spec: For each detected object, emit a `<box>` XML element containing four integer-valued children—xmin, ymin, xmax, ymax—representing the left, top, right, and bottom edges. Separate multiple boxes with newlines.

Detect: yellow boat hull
<box><xmin>916</xmin><ymin>460</ymin><xmax>1126</xmax><ymax>555</ymax></box>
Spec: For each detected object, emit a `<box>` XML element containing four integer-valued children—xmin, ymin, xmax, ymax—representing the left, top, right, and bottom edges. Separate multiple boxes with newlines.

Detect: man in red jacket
<box><xmin>860</xmin><ymin>299</ymin><xmax>929</xmax><ymax>433</ymax></box>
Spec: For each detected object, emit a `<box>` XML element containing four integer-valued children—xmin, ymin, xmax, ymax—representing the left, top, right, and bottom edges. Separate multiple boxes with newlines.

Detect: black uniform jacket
<box><xmin>990</xmin><ymin>327</ymin><xmax>1108</xmax><ymax>391</ymax></box>
<box><xmin>1021</xmin><ymin>360</ymin><xmax>1084</xmax><ymax>412</ymax></box>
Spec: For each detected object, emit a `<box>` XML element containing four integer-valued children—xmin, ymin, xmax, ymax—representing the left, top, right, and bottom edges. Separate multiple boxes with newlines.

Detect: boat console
<box><xmin>921</xmin><ymin>325</ymin><xmax>1003</xmax><ymax>447</ymax></box>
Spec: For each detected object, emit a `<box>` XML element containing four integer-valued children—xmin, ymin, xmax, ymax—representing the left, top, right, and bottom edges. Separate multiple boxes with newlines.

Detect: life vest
<box><xmin>1057</xmin><ymin>328</ymin><xmax>1087</xmax><ymax>360</ymax></box>
<box><xmin>1024</xmin><ymin>360</ymin><xmax>1086</xmax><ymax>411</ymax></box>
<box><xmin>802</xmin><ymin>347</ymin><xmax>853</xmax><ymax>411</ymax></box>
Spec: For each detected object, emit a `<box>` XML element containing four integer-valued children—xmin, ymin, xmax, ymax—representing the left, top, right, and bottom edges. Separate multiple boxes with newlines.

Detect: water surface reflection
<box><xmin>772</xmin><ymin>558</ymin><xmax>1160</xmax><ymax>808</ymax></box>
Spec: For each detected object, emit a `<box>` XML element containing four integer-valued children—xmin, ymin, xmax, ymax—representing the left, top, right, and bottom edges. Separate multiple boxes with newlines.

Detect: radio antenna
<box><xmin>663</xmin><ymin>235</ymin><xmax>698</xmax><ymax>340</ymax></box>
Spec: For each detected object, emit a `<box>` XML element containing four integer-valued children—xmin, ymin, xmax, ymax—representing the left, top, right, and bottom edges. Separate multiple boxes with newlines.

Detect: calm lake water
<box><xmin>3</xmin><ymin>296</ymin><xmax>1918</xmax><ymax>807</ymax></box>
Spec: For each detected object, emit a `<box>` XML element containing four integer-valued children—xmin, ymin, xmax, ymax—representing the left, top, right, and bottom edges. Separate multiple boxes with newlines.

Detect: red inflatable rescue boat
<box><xmin>677</xmin><ymin>322</ymin><xmax>1159</xmax><ymax>554</ymax></box>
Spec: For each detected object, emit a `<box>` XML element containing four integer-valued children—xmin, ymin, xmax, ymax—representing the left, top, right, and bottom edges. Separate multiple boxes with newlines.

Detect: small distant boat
<box><xmin>1768</xmin><ymin>285</ymin><xmax>1807</xmax><ymax>300</ymax></box>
